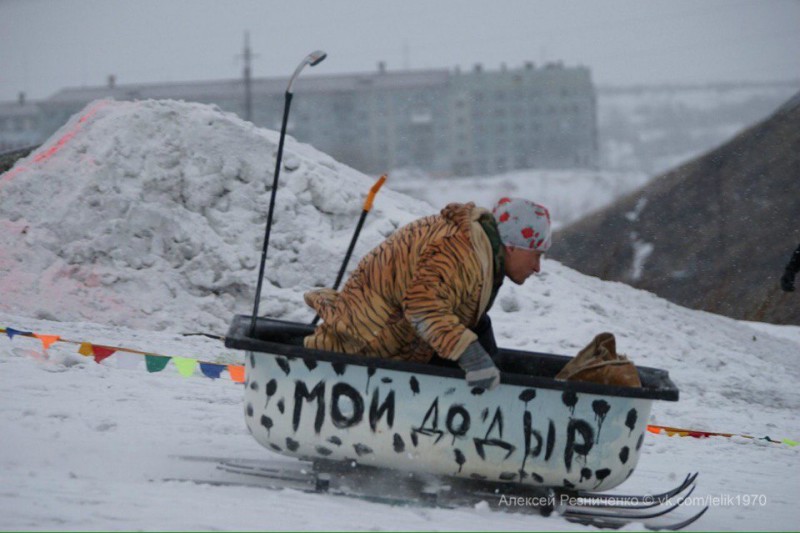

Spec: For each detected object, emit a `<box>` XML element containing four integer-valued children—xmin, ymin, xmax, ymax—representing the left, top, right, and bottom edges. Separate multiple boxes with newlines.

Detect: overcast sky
<box><xmin>1</xmin><ymin>0</ymin><xmax>798</xmax><ymax>102</ymax></box>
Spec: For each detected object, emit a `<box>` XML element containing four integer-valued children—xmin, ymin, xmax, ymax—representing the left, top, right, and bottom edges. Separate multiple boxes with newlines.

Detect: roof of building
<box><xmin>43</xmin><ymin>69</ymin><xmax>454</xmax><ymax>104</ymax></box>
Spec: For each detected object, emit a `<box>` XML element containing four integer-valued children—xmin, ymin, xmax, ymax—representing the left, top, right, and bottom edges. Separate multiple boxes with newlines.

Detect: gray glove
<box><xmin>458</xmin><ymin>340</ymin><xmax>501</xmax><ymax>390</ymax></box>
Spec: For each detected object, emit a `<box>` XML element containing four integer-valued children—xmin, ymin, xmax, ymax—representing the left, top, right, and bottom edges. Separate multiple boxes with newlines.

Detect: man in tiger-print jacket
<box><xmin>304</xmin><ymin>198</ymin><xmax>551</xmax><ymax>390</ymax></box>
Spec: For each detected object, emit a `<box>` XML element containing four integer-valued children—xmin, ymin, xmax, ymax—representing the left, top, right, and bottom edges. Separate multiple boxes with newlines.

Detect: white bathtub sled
<box><xmin>217</xmin><ymin>315</ymin><xmax>707</xmax><ymax>529</ymax></box>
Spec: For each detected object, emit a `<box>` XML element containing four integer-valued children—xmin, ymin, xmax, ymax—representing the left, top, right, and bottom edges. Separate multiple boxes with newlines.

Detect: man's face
<box><xmin>504</xmin><ymin>246</ymin><xmax>544</xmax><ymax>285</ymax></box>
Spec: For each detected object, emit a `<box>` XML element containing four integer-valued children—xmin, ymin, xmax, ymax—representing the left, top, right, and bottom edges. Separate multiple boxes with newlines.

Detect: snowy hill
<box><xmin>553</xmin><ymin>91</ymin><xmax>800</xmax><ymax>326</ymax></box>
<box><xmin>1</xmin><ymin>100</ymin><xmax>799</xmax><ymax>530</ymax></box>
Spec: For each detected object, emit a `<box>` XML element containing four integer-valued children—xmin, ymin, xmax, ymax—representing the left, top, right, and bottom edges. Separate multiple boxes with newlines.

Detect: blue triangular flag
<box><xmin>6</xmin><ymin>327</ymin><xmax>32</xmax><ymax>340</ymax></box>
<box><xmin>199</xmin><ymin>362</ymin><xmax>225</xmax><ymax>380</ymax></box>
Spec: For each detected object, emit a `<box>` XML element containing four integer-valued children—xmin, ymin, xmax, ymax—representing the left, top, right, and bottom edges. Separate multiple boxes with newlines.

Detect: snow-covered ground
<box><xmin>1</xmin><ymin>100</ymin><xmax>798</xmax><ymax>531</ymax></box>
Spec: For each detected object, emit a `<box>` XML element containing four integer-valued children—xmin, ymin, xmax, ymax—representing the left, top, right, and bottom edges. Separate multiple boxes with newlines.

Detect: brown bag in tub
<box><xmin>556</xmin><ymin>332</ymin><xmax>642</xmax><ymax>388</ymax></box>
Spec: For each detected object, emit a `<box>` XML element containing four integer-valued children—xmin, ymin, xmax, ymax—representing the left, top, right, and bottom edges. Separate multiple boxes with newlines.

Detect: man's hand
<box><xmin>781</xmin><ymin>269</ymin><xmax>796</xmax><ymax>292</ymax></box>
<box><xmin>458</xmin><ymin>341</ymin><xmax>501</xmax><ymax>390</ymax></box>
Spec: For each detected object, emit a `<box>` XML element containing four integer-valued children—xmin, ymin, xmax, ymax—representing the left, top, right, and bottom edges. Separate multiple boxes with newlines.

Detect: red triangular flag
<box><xmin>92</xmin><ymin>345</ymin><xmax>116</xmax><ymax>363</ymax></box>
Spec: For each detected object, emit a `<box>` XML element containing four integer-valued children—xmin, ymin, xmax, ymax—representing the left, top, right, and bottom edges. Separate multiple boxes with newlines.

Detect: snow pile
<box><xmin>0</xmin><ymin>99</ymin><xmax>427</xmax><ymax>333</ymax></box>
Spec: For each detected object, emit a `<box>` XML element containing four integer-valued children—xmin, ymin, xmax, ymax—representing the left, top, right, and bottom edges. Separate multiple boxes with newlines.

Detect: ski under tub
<box><xmin>225</xmin><ymin>314</ymin><xmax>679</xmax><ymax>493</ymax></box>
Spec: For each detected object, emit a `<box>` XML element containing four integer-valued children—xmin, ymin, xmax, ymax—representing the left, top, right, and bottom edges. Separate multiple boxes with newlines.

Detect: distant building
<box><xmin>0</xmin><ymin>63</ymin><xmax>598</xmax><ymax>175</ymax></box>
<box><xmin>0</xmin><ymin>93</ymin><xmax>41</xmax><ymax>152</ymax></box>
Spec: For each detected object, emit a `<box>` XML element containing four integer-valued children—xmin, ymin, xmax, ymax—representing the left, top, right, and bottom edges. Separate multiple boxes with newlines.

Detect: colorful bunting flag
<box><xmin>199</xmin><ymin>363</ymin><xmax>225</xmax><ymax>379</ymax></box>
<box><xmin>6</xmin><ymin>327</ymin><xmax>32</xmax><ymax>340</ymax></box>
<box><xmin>228</xmin><ymin>365</ymin><xmax>245</xmax><ymax>383</ymax></box>
<box><xmin>145</xmin><ymin>355</ymin><xmax>171</xmax><ymax>373</ymax></box>
<box><xmin>78</xmin><ymin>342</ymin><xmax>94</xmax><ymax>356</ymax></box>
<box><xmin>172</xmin><ymin>357</ymin><xmax>198</xmax><ymax>377</ymax></box>
<box><xmin>92</xmin><ymin>345</ymin><xmax>116</xmax><ymax>364</ymax></box>
<box><xmin>32</xmin><ymin>334</ymin><xmax>60</xmax><ymax>351</ymax></box>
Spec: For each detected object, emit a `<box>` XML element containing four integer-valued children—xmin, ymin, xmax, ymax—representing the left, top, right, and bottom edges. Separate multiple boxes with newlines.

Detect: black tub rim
<box><xmin>226</xmin><ymin>315</ymin><xmax>679</xmax><ymax>402</ymax></box>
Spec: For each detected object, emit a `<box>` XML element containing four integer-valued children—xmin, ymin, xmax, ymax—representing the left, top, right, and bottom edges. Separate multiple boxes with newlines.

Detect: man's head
<box><xmin>492</xmin><ymin>197</ymin><xmax>552</xmax><ymax>285</ymax></box>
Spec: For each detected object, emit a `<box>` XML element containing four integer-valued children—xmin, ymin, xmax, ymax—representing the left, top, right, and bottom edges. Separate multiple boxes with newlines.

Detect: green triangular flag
<box><xmin>145</xmin><ymin>355</ymin><xmax>171</xmax><ymax>373</ymax></box>
<box><xmin>172</xmin><ymin>357</ymin><xmax>198</xmax><ymax>377</ymax></box>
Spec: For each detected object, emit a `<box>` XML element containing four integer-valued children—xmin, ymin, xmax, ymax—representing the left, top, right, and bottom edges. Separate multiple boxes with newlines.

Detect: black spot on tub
<box><xmin>470</xmin><ymin>387</ymin><xmax>485</xmax><ymax>395</ymax></box>
<box><xmin>619</xmin><ymin>446</ymin><xmax>630</xmax><ymax>464</ymax></box>
<box><xmin>315</xmin><ymin>446</ymin><xmax>333</xmax><ymax>456</ymax></box>
<box><xmin>246</xmin><ymin>403</ymin><xmax>254</xmax><ymax>417</ymax></box>
<box><xmin>636</xmin><ymin>433</ymin><xmax>644</xmax><ymax>450</ymax></box>
<box><xmin>563</xmin><ymin>479</ymin><xmax>576</xmax><ymax>489</ymax></box>
<box><xmin>303</xmin><ymin>358</ymin><xmax>318</xmax><ymax>371</ymax></box>
<box><xmin>562</xmin><ymin>391</ymin><xmax>578</xmax><ymax>413</ymax></box>
<box><xmin>499</xmin><ymin>472</ymin><xmax>517</xmax><ymax>481</ymax></box>
<box><xmin>269</xmin><ymin>443</ymin><xmax>282</xmax><ymax>453</ymax></box>
<box><xmin>277</xmin><ymin>398</ymin><xmax>285</xmax><ymax>414</ymax></box>
<box><xmin>327</xmin><ymin>436</ymin><xmax>342</xmax><ymax>446</ymax></box>
<box><xmin>353</xmin><ymin>443</ymin><xmax>373</xmax><ymax>457</ymax></box>
<box><xmin>519</xmin><ymin>389</ymin><xmax>537</xmax><ymax>403</ymax></box>
<box><xmin>332</xmin><ymin>362</ymin><xmax>347</xmax><ymax>376</ymax></box>
<box><xmin>381</xmin><ymin>377</ymin><xmax>393</xmax><ymax>384</ymax></box>
<box><xmin>409</xmin><ymin>376</ymin><xmax>420</xmax><ymax>395</ymax></box>
<box><xmin>470</xmin><ymin>473</ymin><xmax>487</xmax><ymax>480</ymax></box>
<box><xmin>393</xmin><ymin>433</ymin><xmax>405</xmax><ymax>453</ymax></box>
<box><xmin>264</xmin><ymin>379</ymin><xmax>278</xmax><ymax>409</ymax></box>
<box><xmin>592</xmin><ymin>399</ymin><xmax>610</xmax><ymax>419</ymax></box>
<box><xmin>592</xmin><ymin>400</ymin><xmax>611</xmax><ymax>442</ymax></box>
<box><xmin>593</xmin><ymin>469</ymin><xmax>612</xmax><ymax>490</ymax></box>
<box><xmin>249</xmin><ymin>381</ymin><xmax>259</xmax><ymax>392</ymax></box>
<box><xmin>580</xmin><ymin>468</ymin><xmax>592</xmax><ymax>482</ymax></box>
<box><xmin>260</xmin><ymin>415</ymin><xmax>273</xmax><ymax>436</ymax></box>
<box><xmin>444</xmin><ymin>387</ymin><xmax>456</xmax><ymax>396</ymax></box>
<box><xmin>454</xmin><ymin>449</ymin><xmax>466</xmax><ymax>473</ymax></box>
<box><xmin>249</xmin><ymin>352</ymin><xmax>255</xmax><ymax>368</ymax></box>
<box><xmin>276</xmin><ymin>357</ymin><xmax>291</xmax><ymax>376</ymax></box>
<box><xmin>626</xmin><ymin>408</ymin><xmax>638</xmax><ymax>433</ymax></box>
<box><xmin>366</xmin><ymin>365</ymin><xmax>376</xmax><ymax>392</ymax></box>
<box><xmin>286</xmin><ymin>438</ymin><xmax>300</xmax><ymax>452</ymax></box>
<box><xmin>530</xmin><ymin>472</ymin><xmax>544</xmax><ymax>483</ymax></box>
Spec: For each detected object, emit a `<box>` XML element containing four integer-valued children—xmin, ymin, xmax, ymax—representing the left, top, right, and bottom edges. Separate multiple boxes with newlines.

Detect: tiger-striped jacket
<box><xmin>303</xmin><ymin>202</ymin><xmax>502</xmax><ymax>364</ymax></box>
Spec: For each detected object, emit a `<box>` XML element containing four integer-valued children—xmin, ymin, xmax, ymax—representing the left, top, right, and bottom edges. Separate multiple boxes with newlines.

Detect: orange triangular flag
<box><xmin>33</xmin><ymin>334</ymin><xmax>60</xmax><ymax>351</ymax></box>
<box><xmin>227</xmin><ymin>364</ymin><xmax>245</xmax><ymax>383</ymax></box>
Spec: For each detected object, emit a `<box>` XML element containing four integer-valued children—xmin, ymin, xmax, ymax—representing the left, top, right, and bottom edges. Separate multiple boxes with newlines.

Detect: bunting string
<box><xmin>1</xmin><ymin>325</ymin><xmax>244</xmax><ymax>383</ymax></box>
<box><xmin>647</xmin><ymin>424</ymin><xmax>797</xmax><ymax>447</ymax></box>
<box><xmin>2</xmin><ymin>326</ymin><xmax>797</xmax><ymax>446</ymax></box>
